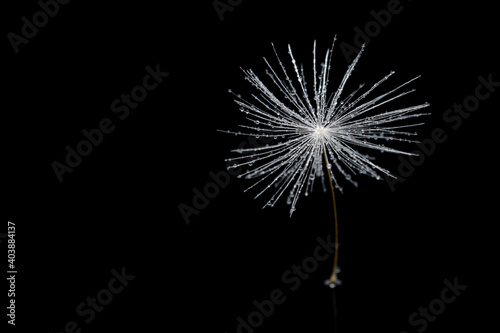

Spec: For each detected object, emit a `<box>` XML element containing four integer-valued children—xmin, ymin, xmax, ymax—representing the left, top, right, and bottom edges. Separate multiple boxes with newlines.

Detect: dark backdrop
<box><xmin>3</xmin><ymin>1</ymin><xmax>498</xmax><ymax>332</ymax></box>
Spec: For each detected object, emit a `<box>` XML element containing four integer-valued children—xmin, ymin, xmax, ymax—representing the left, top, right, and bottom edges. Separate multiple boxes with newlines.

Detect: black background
<box><xmin>3</xmin><ymin>0</ymin><xmax>498</xmax><ymax>332</ymax></box>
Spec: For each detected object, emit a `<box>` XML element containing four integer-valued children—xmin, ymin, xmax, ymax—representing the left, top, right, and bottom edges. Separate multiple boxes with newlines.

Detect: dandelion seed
<box><xmin>220</xmin><ymin>37</ymin><xmax>429</xmax><ymax>286</ymax></box>
<box><xmin>221</xmin><ymin>38</ymin><xmax>428</xmax><ymax>213</ymax></box>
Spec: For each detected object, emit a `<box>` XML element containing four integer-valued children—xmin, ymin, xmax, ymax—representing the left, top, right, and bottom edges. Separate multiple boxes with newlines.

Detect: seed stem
<box><xmin>323</xmin><ymin>145</ymin><xmax>339</xmax><ymax>285</ymax></box>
